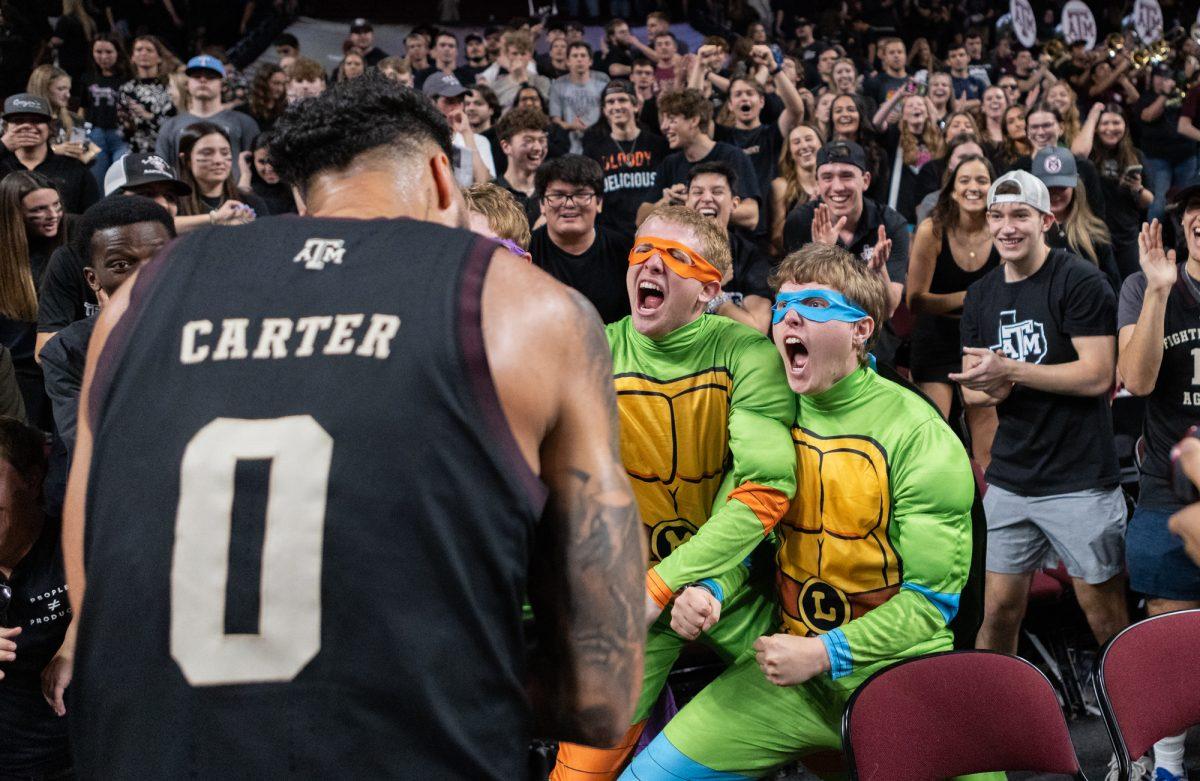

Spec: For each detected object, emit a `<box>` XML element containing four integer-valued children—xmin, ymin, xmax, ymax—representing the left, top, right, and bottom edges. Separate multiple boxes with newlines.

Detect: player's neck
<box><xmin>305</xmin><ymin>171</ymin><xmax>446</xmax><ymax>222</ymax></box>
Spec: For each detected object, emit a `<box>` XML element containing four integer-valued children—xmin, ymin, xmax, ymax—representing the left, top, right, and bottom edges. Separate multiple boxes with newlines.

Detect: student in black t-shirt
<box><xmin>583</xmin><ymin>81</ymin><xmax>668</xmax><ymax>236</ymax></box>
<box><xmin>713</xmin><ymin>45</ymin><xmax>807</xmax><ymax>221</ymax></box>
<box><xmin>529</xmin><ymin>155</ymin><xmax>632</xmax><ymax>323</ymax></box>
<box><xmin>80</xmin><ymin>35</ymin><xmax>131</xmax><ymax>191</ymax></box>
<box><xmin>683</xmin><ymin>161</ymin><xmax>772</xmax><ymax>333</ymax></box>
<box><xmin>492</xmin><ymin>107</ymin><xmax>549</xmax><ymax>228</ymax></box>
<box><xmin>0</xmin><ymin>417</ymin><xmax>71</xmax><ymax>778</ymax></box>
<box><xmin>636</xmin><ymin>89</ymin><xmax>761</xmax><ymax>231</ymax></box>
<box><xmin>1116</xmin><ymin>211</ymin><xmax>1200</xmax><ymax>781</ymax></box>
<box><xmin>953</xmin><ymin>170</ymin><xmax>1129</xmax><ymax>657</ymax></box>
<box><xmin>1090</xmin><ymin>105</ymin><xmax>1151</xmax><ymax>279</ymax></box>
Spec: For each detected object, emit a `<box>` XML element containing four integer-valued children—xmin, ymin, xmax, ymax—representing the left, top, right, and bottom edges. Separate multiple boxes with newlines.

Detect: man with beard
<box><xmin>551</xmin><ymin>204</ymin><xmax>795</xmax><ymax>781</ymax></box>
<box><xmin>584</xmin><ymin>81</ymin><xmax>668</xmax><ymax>234</ymax></box>
<box><xmin>637</xmin><ymin>89</ymin><xmax>760</xmax><ymax>231</ymax></box>
<box><xmin>62</xmin><ymin>73</ymin><xmax>644</xmax><ymax>780</ymax></box>
<box><xmin>494</xmin><ymin>107</ymin><xmax>549</xmax><ymax>227</ymax></box>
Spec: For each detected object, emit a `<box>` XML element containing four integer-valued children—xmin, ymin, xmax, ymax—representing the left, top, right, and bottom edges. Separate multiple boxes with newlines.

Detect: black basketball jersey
<box><xmin>71</xmin><ymin>217</ymin><xmax>547</xmax><ymax>779</ymax></box>
<box><xmin>1138</xmin><ymin>267</ymin><xmax>1200</xmax><ymax>507</ymax></box>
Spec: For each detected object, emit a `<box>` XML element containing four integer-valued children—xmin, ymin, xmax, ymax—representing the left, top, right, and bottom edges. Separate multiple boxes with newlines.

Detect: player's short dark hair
<box><xmin>567</xmin><ymin>41</ymin><xmax>593</xmax><ymax>58</ymax></box>
<box><xmin>686</xmin><ymin>161</ymin><xmax>738</xmax><ymax>190</ymax></box>
<box><xmin>273</xmin><ymin>33</ymin><xmax>299</xmax><ymax>49</ymax></box>
<box><xmin>535</xmin><ymin>154</ymin><xmax>604</xmax><ymax>200</ymax></box>
<box><xmin>76</xmin><ymin>194</ymin><xmax>175</xmax><ymax>263</ymax></box>
<box><xmin>0</xmin><ymin>416</ymin><xmax>46</xmax><ymax>482</ymax></box>
<box><xmin>270</xmin><ymin>73</ymin><xmax>452</xmax><ymax>190</ymax></box>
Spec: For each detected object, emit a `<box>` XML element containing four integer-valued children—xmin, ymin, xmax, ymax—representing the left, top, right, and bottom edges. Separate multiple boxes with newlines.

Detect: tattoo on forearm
<box><xmin>528</xmin><ymin>292</ymin><xmax>645</xmax><ymax>742</ymax></box>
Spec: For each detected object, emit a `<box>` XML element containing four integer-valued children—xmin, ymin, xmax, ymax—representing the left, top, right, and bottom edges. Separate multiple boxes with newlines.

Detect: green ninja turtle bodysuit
<box><xmin>622</xmin><ymin>365</ymin><xmax>986</xmax><ymax>780</ymax></box>
<box><xmin>551</xmin><ymin>313</ymin><xmax>796</xmax><ymax>781</ymax></box>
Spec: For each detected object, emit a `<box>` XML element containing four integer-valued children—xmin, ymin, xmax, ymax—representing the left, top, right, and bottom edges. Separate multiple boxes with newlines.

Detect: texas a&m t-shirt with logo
<box><xmin>960</xmin><ymin>248</ymin><xmax>1120</xmax><ymax>496</ymax></box>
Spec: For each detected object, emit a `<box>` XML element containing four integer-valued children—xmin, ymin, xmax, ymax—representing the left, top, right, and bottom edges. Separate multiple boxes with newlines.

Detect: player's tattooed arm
<box><xmin>527</xmin><ymin>289</ymin><xmax>645</xmax><ymax>747</ymax></box>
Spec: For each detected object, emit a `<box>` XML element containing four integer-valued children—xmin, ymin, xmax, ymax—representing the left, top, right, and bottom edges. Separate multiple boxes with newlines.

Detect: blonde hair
<box><xmin>501</xmin><ymin>30</ymin><xmax>534</xmax><ymax>55</ymax></box>
<box><xmin>769</xmin><ymin>243</ymin><xmax>888</xmax><ymax>363</ymax></box>
<box><xmin>899</xmin><ymin>96</ymin><xmax>944</xmax><ymax>167</ymax></box>
<box><xmin>168</xmin><ymin>71</ymin><xmax>191</xmax><ymax>112</ymax></box>
<box><xmin>777</xmin><ymin>123</ymin><xmax>823</xmax><ymax>214</ymax></box>
<box><xmin>1057</xmin><ymin>181</ymin><xmax>1111</xmax><ymax>267</ymax></box>
<box><xmin>463</xmin><ymin>183</ymin><xmax>532</xmax><ymax>250</ymax></box>
<box><xmin>638</xmin><ymin>204</ymin><xmax>731</xmax><ymax>277</ymax></box>
<box><xmin>1048</xmin><ymin>82</ymin><xmax>1081</xmax><ymax>144</ymax></box>
<box><xmin>26</xmin><ymin>65</ymin><xmax>75</xmax><ymax>134</ymax></box>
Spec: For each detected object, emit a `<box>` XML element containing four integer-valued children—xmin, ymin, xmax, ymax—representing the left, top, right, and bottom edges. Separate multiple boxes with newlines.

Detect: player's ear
<box><xmin>292</xmin><ymin>186</ymin><xmax>307</xmax><ymax>215</ymax></box>
<box><xmin>430</xmin><ymin>152</ymin><xmax>458</xmax><ymax>212</ymax></box>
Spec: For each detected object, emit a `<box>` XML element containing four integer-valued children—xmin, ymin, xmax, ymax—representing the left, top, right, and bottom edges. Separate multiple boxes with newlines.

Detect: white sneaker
<box><xmin>1108</xmin><ymin>755</ymin><xmax>1156</xmax><ymax>781</ymax></box>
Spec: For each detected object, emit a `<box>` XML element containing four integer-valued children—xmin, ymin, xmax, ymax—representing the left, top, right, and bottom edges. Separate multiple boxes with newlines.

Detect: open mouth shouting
<box><xmin>637</xmin><ymin>277</ymin><xmax>665</xmax><ymax>314</ymax></box>
<box><xmin>783</xmin><ymin>334</ymin><xmax>809</xmax><ymax>376</ymax></box>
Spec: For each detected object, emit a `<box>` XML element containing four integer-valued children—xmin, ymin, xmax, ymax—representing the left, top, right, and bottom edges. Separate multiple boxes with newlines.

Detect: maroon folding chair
<box><xmin>1094</xmin><ymin>609</ymin><xmax>1200</xmax><ymax>778</ymax></box>
<box><xmin>842</xmin><ymin>650</ymin><xmax>1087</xmax><ymax>780</ymax></box>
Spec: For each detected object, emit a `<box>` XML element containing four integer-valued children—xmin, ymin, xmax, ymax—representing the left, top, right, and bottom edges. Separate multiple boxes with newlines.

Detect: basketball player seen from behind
<box><xmin>62</xmin><ymin>74</ymin><xmax>645</xmax><ymax>778</ymax></box>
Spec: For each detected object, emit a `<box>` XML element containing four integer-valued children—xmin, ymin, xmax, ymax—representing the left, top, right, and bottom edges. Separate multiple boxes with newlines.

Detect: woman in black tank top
<box><xmin>907</xmin><ymin>154</ymin><xmax>999</xmax><ymax>467</ymax></box>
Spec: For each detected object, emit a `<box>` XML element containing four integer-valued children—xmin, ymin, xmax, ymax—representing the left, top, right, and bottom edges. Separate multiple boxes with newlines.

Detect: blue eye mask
<box><xmin>772</xmin><ymin>289</ymin><xmax>869</xmax><ymax>325</ymax></box>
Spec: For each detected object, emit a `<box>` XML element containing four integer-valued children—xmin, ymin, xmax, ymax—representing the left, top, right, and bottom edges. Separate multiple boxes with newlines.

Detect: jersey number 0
<box><xmin>170</xmin><ymin>416</ymin><xmax>332</xmax><ymax>686</ymax></box>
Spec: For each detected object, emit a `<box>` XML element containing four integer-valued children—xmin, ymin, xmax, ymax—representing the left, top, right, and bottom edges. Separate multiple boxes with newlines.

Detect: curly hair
<box><xmin>270</xmin><ymin>73</ymin><xmax>452</xmax><ymax>190</ymax></box>
<box><xmin>248</xmin><ymin>64</ymin><xmax>286</xmax><ymax>127</ymax></box>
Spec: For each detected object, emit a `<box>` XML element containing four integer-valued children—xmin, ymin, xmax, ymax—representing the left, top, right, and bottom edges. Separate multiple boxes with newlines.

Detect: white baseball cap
<box><xmin>987</xmin><ymin>169</ymin><xmax>1052</xmax><ymax>214</ymax></box>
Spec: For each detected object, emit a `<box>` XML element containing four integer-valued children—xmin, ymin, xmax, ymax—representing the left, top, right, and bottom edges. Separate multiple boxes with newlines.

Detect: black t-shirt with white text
<box><xmin>529</xmin><ymin>226</ymin><xmax>633</xmax><ymax>324</ymax></box>
<box><xmin>961</xmin><ymin>249</ymin><xmax>1120</xmax><ymax>495</ymax></box>
<box><xmin>584</xmin><ymin>131</ymin><xmax>669</xmax><ymax>234</ymax></box>
<box><xmin>1118</xmin><ymin>266</ymin><xmax>1200</xmax><ymax>508</ymax></box>
<box><xmin>0</xmin><ymin>518</ymin><xmax>72</xmax><ymax>775</ymax></box>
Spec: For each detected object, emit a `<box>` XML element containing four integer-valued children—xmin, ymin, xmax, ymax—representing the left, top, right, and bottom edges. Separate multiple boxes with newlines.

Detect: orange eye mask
<box><xmin>627</xmin><ymin>236</ymin><xmax>723</xmax><ymax>285</ymax></box>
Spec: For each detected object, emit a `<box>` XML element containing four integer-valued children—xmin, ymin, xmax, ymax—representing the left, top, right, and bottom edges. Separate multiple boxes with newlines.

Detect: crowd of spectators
<box><xmin>4</xmin><ymin>1</ymin><xmax>1200</xmax><ymax>778</ymax></box>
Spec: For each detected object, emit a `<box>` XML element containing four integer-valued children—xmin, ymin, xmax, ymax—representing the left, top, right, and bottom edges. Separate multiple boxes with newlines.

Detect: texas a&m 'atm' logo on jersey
<box><xmin>990</xmin><ymin>309</ymin><xmax>1047</xmax><ymax>364</ymax></box>
<box><xmin>293</xmin><ymin>238</ymin><xmax>346</xmax><ymax>270</ymax></box>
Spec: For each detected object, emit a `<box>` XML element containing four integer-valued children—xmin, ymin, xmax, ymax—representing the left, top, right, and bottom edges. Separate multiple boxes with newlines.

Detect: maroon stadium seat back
<box><xmin>1095</xmin><ymin>609</ymin><xmax>1200</xmax><ymax>770</ymax></box>
<box><xmin>842</xmin><ymin>650</ymin><xmax>1085</xmax><ymax>781</ymax></box>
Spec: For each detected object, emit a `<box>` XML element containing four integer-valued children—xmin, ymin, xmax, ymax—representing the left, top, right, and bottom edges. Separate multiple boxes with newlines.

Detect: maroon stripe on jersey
<box><xmin>458</xmin><ymin>237</ymin><xmax>549</xmax><ymax>515</ymax></box>
<box><xmin>87</xmin><ymin>236</ymin><xmax>176</xmax><ymax>433</ymax></box>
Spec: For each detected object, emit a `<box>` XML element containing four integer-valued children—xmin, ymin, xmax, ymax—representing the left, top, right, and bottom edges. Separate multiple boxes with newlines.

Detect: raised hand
<box><xmin>868</xmin><ymin>224</ymin><xmax>891</xmax><ymax>275</ymax></box>
<box><xmin>1138</xmin><ymin>219</ymin><xmax>1178</xmax><ymax>293</ymax></box>
<box><xmin>811</xmin><ymin>202</ymin><xmax>847</xmax><ymax>246</ymax></box>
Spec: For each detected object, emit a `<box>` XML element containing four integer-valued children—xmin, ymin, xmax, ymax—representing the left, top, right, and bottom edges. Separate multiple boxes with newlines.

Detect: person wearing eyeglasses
<box><xmin>0</xmin><ymin>416</ymin><xmax>72</xmax><ymax>779</ymax></box>
<box><xmin>529</xmin><ymin>154</ymin><xmax>633</xmax><ymax>324</ymax></box>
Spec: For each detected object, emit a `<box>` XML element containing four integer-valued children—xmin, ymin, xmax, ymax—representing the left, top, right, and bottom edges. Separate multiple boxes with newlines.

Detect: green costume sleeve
<box><xmin>649</xmin><ymin>336</ymin><xmax>797</xmax><ymax>600</ymax></box>
<box><xmin>818</xmin><ymin>417</ymin><xmax>974</xmax><ymax>679</ymax></box>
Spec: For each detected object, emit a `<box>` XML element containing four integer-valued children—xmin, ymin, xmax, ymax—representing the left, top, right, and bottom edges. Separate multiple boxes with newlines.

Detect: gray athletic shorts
<box><xmin>983</xmin><ymin>484</ymin><xmax>1127</xmax><ymax>584</ymax></box>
